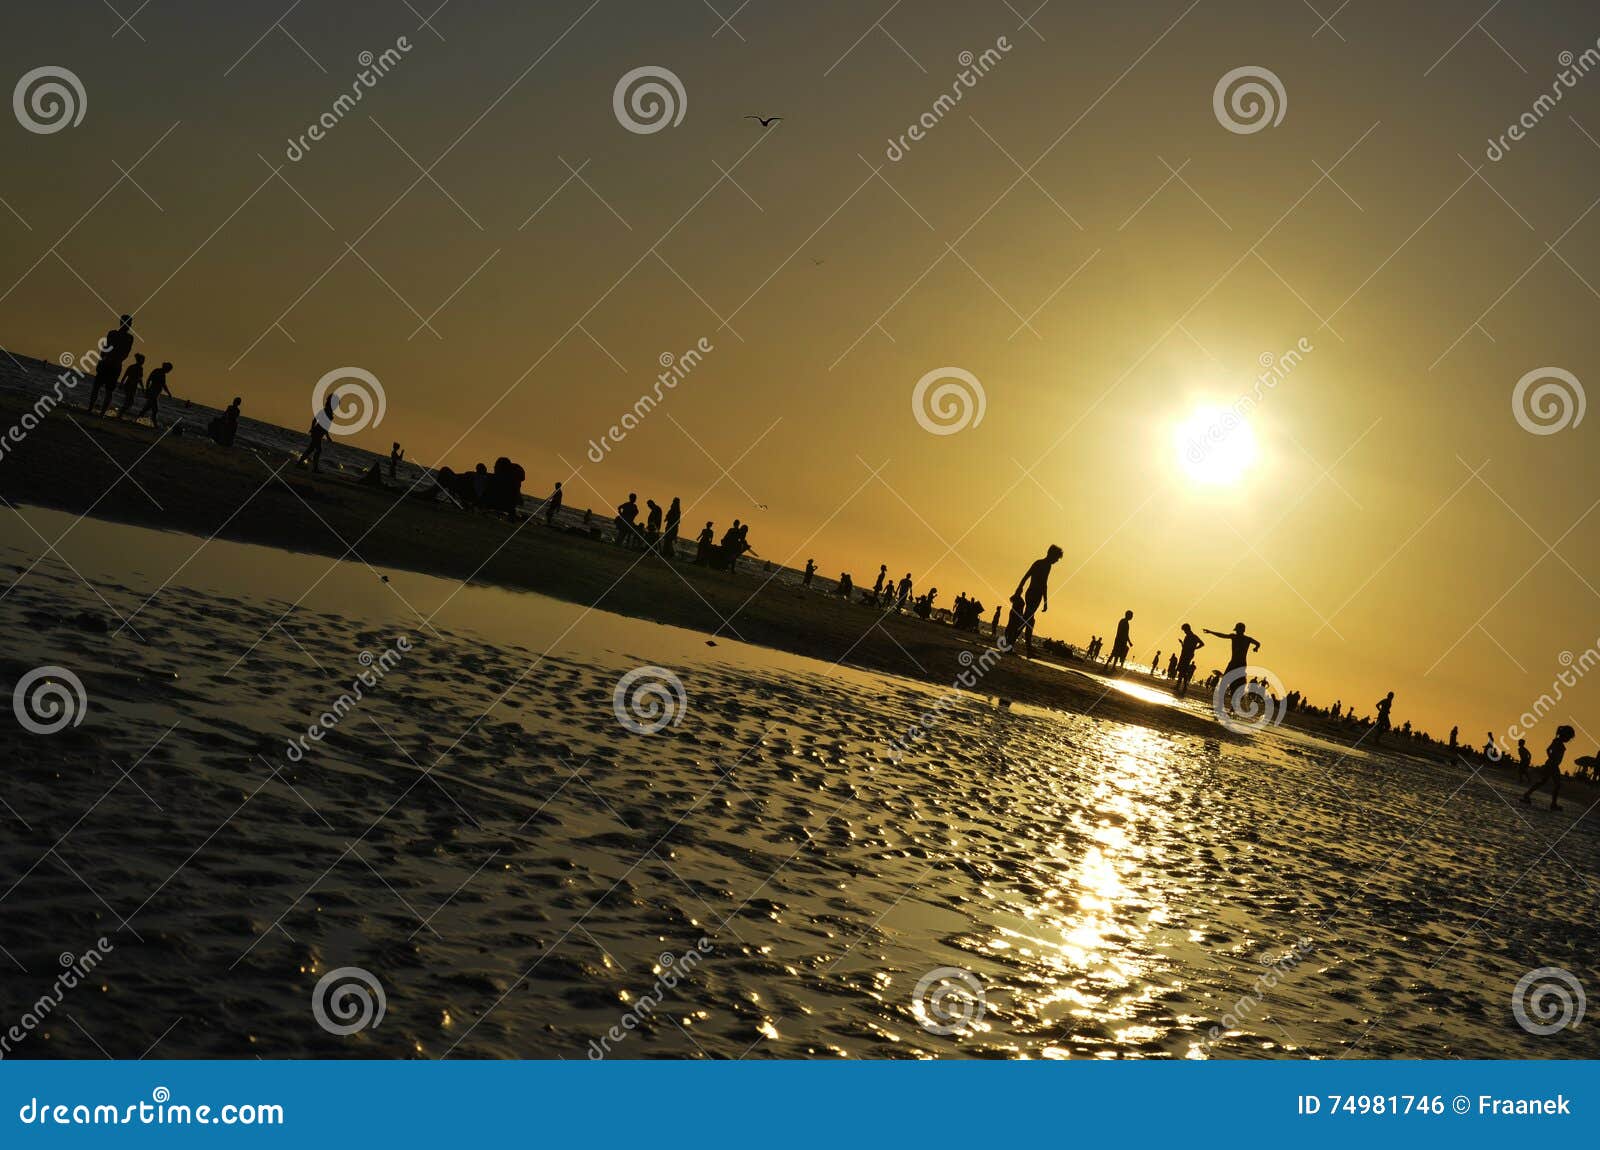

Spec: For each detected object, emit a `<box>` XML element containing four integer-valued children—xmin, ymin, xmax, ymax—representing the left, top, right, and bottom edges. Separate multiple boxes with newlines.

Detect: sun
<box><xmin>1174</xmin><ymin>405</ymin><xmax>1259</xmax><ymax>486</ymax></box>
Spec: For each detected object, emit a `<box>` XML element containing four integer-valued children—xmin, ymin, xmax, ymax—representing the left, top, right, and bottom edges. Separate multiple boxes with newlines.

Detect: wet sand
<box><xmin>0</xmin><ymin>387</ymin><xmax>1228</xmax><ymax>741</ymax></box>
<box><xmin>2</xmin><ymin>511</ymin><xmax>1596</xmax><ymax>1060</ymax></box>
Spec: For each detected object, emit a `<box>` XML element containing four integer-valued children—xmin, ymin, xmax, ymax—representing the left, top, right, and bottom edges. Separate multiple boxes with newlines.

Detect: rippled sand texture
<box><xmin>2</xmin><ymin>552</ymin><xmax>1597</xmax><ymax>1060</ymax></box>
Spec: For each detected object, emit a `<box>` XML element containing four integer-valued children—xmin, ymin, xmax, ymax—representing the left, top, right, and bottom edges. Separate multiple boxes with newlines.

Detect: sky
<box><xmin>3</xmin><ymin>1</ymin><xmax>1599</xmax><ymax>747</ymax></box>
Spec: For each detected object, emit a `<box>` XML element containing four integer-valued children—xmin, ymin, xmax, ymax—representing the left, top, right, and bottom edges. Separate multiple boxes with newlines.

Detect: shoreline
<box><xmin>0</xmin><ymin>391</ymin><xmax>1239</xmax><ymax>743</ymax></box>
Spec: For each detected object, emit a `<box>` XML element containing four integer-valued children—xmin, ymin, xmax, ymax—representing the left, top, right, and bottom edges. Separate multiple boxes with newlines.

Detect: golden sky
<box><xmin>3</xmin><ymin>1</ymin><xmax>1598</xmax><ymax>745</ymax></box>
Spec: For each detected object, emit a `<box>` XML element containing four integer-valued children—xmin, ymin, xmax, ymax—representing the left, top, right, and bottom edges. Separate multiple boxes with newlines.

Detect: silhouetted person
<box><xmin>803</xmin><ymin>559</ymin><xmax>816</xmax><ymax>587</ymax></box>
<box><xmin>390</xmin><ymin>442</ymin><xmax>404</xmax><ymax>478</ymax></box>
<box><xmin>615</xmin><ymin>493</ymin><xmax>641</xmax><ymax>547</ymax></box>
<box><xmin>645</xmin><ymin>499</ymin><xmax>663</xmax><ymax>545</ymax></box>
<box><xmin>663</xmin><ymin>497</ymin><xmax>682</xmax><ymax>555</ymax></box>
<box><xmin>1516</xmin><ymin>738</ymin><xmax>1532</xmax><ymax>783</ymax></box>
<box><xmin>1448</xmin><ymin>726</ymin><xmax>1458</xmax><ymax>750</ymax></box>
<box><xmin>209</xmin><ymin>396</ymin><xmax>241</xmax><ymax>446</ymax></box>
<box><xmin>874</xmin><ymin>564</ymin><xmax>888</xmax><ymax>597</ymax></box>
<box><xmin>1173</xmin><ymin>624</ymin><xmax>1204</xmax><ymax>697</ymax></box>
<box><xmin>1482</xmin><ymin>732</ymin><xmax>1498</xmax><ymax>762</ymax></box>
<box><xmin>991</xmin><ymin>605</ymin><xmax>1001</xmax><ymax>636</ymax></box>
<box><xmin>114</xmin><ymin>353</ymin><xmax>145</xmax><ymax>417</ymax></box>
<box><xmin>1010</xmin><ymin>544</ymin><xmax>1061</xmax><ymax>657</ymax></box>
<box><xmin>136</xmin><ymin>362</ymin><xmax>173</xmax><ymax>428</ymax></box>
<box><xmin>295</xmin><ymin>391</ymin><xmax>338</xmax><ymax>470</ymax></box>
<box><xmin>837</xmin><ymin>572</ymin><xmax>854</xmax><ymax>598</ymax></box>
<box><xmin>1150</xmin><ymin>650</ymin><xmax>1162</xmax><ymax>674</ymax></box>
<box><xmin>545</xmin><ymin>481</ymin><xmax>563</xmax><ymax>525</ymax></box>
<box><xmin>1521</xmin><ymin>725</ymin><xmax>1575</xmax><ymax>810</ymax></box>
<box><xmin>1204</xmin><ymin>622</ymin><xmax>1260</xmax><ymax>677</ymax></box>
<box><xmin>1108</xmin><ymin>610</ymin><xmax>1134</xmax><ymax>668</ymax></box>
<box><xmin>695</xmin><ymin>522</ymin><xmax>715</xmax><ymax>564</ymax></box>
<box><xmin>1165</xmin><ymin>653</ymin><xmax>1177</xmax><ymax>678</ymax></box>
<box><xmin>896</xmin><ymin>573</ymin><xmax>912</xmax><ymax>611</ymax></box>
<box><xmin>1374</xmin><ymin>691</ymin><xmax>1394</xmax><ymax>742</ymax></box>
<box><xmin>87</xmin><ymin>314</ymin><xmax>134</xmax><ymax>412</ymax></box>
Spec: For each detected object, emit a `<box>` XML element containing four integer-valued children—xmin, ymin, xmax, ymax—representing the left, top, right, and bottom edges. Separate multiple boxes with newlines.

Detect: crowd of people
<box><xmin>61</xmin><ymin>309</ymin><xmax>1592</xmax><ymax>803</ymax></box>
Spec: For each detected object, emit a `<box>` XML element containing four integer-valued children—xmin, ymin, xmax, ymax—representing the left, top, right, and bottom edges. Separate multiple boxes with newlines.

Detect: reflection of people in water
<box><xmin>1521</xmin><ymin>725</ymin><xmax>1574</xmax><ymax>810</ymax></box>
<box><xmin>1173</xmin><ymin>624</ymin><xmax>1204</xmax><ymax>697</ymax></box>
<box><xmin>137</xmin><ymin>362</ymin><xmax>174</xmax><ymax>429</ymax></box>
<box><xmin>1373</xmin><ymin>691</ymin><xmax>1394</xmax><ymax>742</ymax></box>
<box><xmin>1108</xmin><ymin>610</ymin><xmax>1134</xmax><ymax>668</ymax></box>
<box><xmin>1204</xmin><ymin>622</ymin><xmax>1260</xmax><ymax>673</ymax></box>
<box><xmin>1011</xmin><ymin>544</ymin><xmax>1062</xmax><ymax>658</ymax></box>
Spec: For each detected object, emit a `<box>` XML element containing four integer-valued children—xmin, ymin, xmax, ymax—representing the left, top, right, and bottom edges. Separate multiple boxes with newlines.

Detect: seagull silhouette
<box><xmin>745</xmin><ymin>115</ymin><xmax>783</xmax><ymax>127</ymax></box>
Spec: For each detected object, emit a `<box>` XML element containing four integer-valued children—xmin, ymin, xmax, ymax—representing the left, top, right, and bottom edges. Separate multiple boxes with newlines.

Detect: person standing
<box><xmin>544</xmin><ymin>481</ymin><xmax>563</xmax><ymax>526</ymax></box>
<box><xmin>662</xmin><ymin>497</ymin><xmax>682</xmax><ymax>556</ymax></box>
<box><xmin>1108</xmin><ymin>610</ymin><xmax>1134</xmax><ymax>668</ymax></box>
<box><xmin>1203</xmin><ymin>622</ymin><xmax>1261</xmax><ymax>677</ymax></box>
<box><xmin>86</xmin><ymin>314</ymin><xmax>134</xmax><ymax>413</ymax></box>
<box><xmin>389</xmin><ymin>442</ymin><xmax>404</xmax><ymax>478</ymax></box>
<box><xmin>297</xmin><ymin>390</ymin><xmax>335</xmax><ymax>470</ymax></box>
<box><xmin>896</xmin><ymin>572</ymin><xmax>913</xmax><ymax>612</ymax></box>
<box><xmin>115</xmin><ymin>353</ymin><xmax>145</xmax><ymax>418</ymax></box>
<box><xmin>1173</xmin><ymin>624</ymin><xmax>1204</xmax><ymax>697</ymax></box>
<box><xmin>1374</xmin><ymin>691</ymin><xmax>1395</xmax><ymax>742</ymax></box>
<box><xmin>1011</xmin><ymin>544</ymin><xmax>1062</xmax><ymax>658</ymax></box>
<box><xmin>803</xmin><ymin>559</ymin><xmax>816</xmax><ymax>587</ymax></box>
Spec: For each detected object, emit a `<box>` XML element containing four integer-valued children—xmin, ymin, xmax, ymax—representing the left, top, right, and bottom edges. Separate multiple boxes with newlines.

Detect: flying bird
<box><xmin>745</xmin><ymin>115</ymin><xmax>783</xmax><ymax>127</ymax></box>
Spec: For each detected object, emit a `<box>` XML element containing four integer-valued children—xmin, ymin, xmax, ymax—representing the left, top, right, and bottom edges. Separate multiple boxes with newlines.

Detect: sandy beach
<box><xmin>2</xmin><ymin>506</ymin><xmax>1596</xmax><ymax>1060</ymax></box>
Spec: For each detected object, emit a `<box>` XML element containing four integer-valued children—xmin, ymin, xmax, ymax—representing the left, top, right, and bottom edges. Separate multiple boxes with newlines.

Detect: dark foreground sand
<box><xmin>1</xmin><ymin>518</ymin><xmax>1595</xmax><ymax>1060</ymax></box>
<box><xmin>0</xmin><ymin>391</ymin><xmax>1232</xmax><ymax>741</ymax></box>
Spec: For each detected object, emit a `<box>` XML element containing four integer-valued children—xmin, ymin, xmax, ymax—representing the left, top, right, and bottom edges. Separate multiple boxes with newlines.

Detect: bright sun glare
<box><xmin>1174</xmin><ymin>405</ymin><xmax>1259</xmax><ymax>486</ymax></box>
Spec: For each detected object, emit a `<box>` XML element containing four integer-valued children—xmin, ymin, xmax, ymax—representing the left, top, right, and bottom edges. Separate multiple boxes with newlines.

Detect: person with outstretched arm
<box><xmin>1204</xmin><ymin>622</ymin><xmax>1261</xmax><ymax>675</ymax></box>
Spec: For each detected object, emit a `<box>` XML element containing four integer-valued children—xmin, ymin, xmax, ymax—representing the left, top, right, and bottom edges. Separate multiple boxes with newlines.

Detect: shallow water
<box><xmin>0</xmin><ymin>506</ymin><xmax>1595</xmax><ymax>1059</ymax></box>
